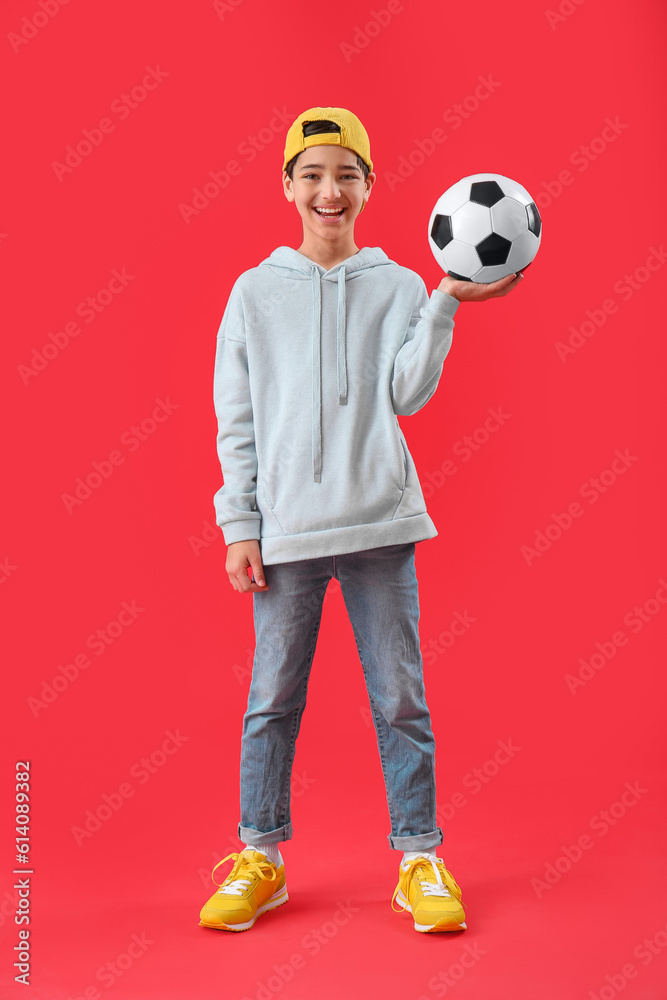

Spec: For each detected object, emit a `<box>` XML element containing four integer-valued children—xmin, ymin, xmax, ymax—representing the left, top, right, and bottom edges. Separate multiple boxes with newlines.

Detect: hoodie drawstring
<box><xmin>336</xmin><ymin>266</ymin><xmax>347</xmax><ymax>405</ymax></box>
<box><xmin>311</xmin><ymin>266</ymin><xmax>322</xmax><ymax>483</ymax></box>
<box><xmin>311</xmin><ymin>264</ymin><xmax>347</xmax><ymax>483</ymax></box>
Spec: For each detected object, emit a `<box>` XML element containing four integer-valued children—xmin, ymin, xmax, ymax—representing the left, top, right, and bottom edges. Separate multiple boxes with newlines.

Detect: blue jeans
<box><xmin>237</xmin><ymin>542</ymin><xmax>444</xmax><ymax>852</ymax></box>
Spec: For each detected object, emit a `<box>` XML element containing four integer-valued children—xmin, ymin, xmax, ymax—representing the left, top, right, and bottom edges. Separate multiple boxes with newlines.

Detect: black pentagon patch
<box><xmin>470</xmin><ymin>181</ymin><xmax>504</xmax><ymax>207</ymax></box>
<box><xmin>526</xmin><ymin>202</ymin><xmax>541</xmax><ymax>237</ymax></box>
<box><xmin>430</xmin><ymin>214</ymin><xmax>454</xmax><ymax>250</ymax></box>
<box><xmin>476</xmin><ymin>232</ymin><xmax>512</xmax><ymax>266</ymax></box>
<box><xmin>446</xmin><ymin>270</ymin><xmax>472</xmax><ymax>282</ymax></box>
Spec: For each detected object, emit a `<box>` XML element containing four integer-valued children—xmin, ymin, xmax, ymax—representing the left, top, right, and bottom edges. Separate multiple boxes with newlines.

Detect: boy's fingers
<box><xmin>491</xmin><ymin>273</ymin><xmax>523</xmax><ymax>297</ymax></box>
<box><xmin>226</xmin><ymin>564</ymin><xmax>265</xmax><ymax>593</ymax></box>
<box><xmin>230</xmin><ymin>574</ymin><xmax>267</xmax><ymax>593</ymax></box>
<box><xmin>497</xmin><ymin>273</ymin><xmax>519</xmax><ymax>288</ymax></box>
<box><xmin>469</xmin><ymin>273</ymin><xmax>514</xmax><ymax>299</ymax></box>
<box><xmin>249</xmin><ymin>558</ymin><xmax>267</xmax><ymax>589</ymax></box>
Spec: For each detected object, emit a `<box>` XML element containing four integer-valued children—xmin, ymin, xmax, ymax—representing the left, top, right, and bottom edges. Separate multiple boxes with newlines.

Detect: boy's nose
<box><xmin>321</xmin><ymin>179</ymin><xmax>341</xmax><ymax>199</ymax></box>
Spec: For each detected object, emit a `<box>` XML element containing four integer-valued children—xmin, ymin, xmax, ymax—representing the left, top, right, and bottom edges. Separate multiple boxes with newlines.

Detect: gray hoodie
<box><xmin>213</xmin><ymin>245</ymin><xmax>459</xmax><ymax>565</ymax></box>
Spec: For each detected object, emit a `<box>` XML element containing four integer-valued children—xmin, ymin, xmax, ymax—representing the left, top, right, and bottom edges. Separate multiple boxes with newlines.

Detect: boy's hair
<box><xmin>284</xmin><ymin>120</ymin><xmax>370</xmax><ymax>181</ymax></box>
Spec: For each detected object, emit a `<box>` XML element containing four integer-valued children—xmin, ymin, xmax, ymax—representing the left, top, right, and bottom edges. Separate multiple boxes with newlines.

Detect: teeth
<box><xmin>315</xmin><ymin>207</ymin><xmax>343</xmax><ymax>215</ymax></box>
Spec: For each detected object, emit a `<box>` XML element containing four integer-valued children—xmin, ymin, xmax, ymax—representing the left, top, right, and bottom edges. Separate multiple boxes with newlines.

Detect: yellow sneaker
<box><xmin>199</xmin><ymin>849</ymin><xmax>288</xmax><ymax>932</ymax></box>
<box><xmin>391</xmin><ymin>854</ymin><xmax>467</xmax><ymax>932</ymax></box>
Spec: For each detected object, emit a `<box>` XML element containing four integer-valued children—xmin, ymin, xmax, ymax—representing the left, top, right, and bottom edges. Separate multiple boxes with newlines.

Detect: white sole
<box><xmin>395</xmin><ymin>889</ymin><xmax>466</xmax><ymax>932</ymax></box>
<box><xmin>200</xmin><ymin>884</ymin><xmax>289</xmax><ymax>932</ymax></box>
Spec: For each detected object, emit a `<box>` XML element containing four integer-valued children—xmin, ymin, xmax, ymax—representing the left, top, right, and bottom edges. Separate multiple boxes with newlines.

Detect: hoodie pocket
<box><xmin>256</xmin><ymin>413</ymin><xmax>409</xmax><ymax>536</ymax></box>
<box><xmin>394</xmin><ymin>423</ymin><xmax>408</xmax><ymax>493</ymax></box>
<box><xmin>258</xmin><ymin>476</ymin><xmax>275</xmax><ymax>510</ymax></box>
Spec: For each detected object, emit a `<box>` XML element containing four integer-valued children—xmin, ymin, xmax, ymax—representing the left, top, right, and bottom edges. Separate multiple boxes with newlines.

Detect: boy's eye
<box><xmin>303</xmin><ymin>174</ymin><xmax>358</xmax><ymax>180</ymax></box>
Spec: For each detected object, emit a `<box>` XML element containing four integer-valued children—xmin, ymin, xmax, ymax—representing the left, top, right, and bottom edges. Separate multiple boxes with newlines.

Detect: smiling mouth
<box><xmin>314</xmin><ymin>207</ymin><xmax>345</xmax><ymax>217</ymax></box>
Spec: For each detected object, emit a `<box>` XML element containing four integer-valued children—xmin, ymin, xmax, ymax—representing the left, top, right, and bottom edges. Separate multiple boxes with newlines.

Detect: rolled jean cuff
<box><xmin>387</xmin><ymin>827</ymin><xmax>444</xmax><ymax>851</ymax></box>
<box><xmin>238</xmin><ymin>821</ymin><xmax>292</xmax><ymax>846</ymax></box>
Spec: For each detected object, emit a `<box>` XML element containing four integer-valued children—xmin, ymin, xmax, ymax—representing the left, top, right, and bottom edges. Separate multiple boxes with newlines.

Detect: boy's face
<box><xmin>282</xmin><ymin>144</ymin><xmax>375</xmax><ymax>240</ymax></box>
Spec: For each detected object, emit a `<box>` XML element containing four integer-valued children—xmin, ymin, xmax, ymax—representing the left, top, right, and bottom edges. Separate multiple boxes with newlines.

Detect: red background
<box><xmin>2</xmin><ymin>0</ymin><xmax>666</xmax><ymax>997</ymax></box>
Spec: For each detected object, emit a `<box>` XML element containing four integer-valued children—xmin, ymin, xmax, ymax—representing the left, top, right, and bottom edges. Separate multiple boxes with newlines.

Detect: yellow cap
<box><xmin>283</xmin><ymin>106</ymin><xmax>373</xmax><ymax>173</ymax></box>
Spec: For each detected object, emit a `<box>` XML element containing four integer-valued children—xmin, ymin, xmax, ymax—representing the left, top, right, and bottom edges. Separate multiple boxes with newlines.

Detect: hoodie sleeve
<box><xmin>212</xmin><ymin>281</ymin><xmax>262</xmax><ymax>545</ymax></box>
<box><xmin>390</xmin><ymin>281</ymin><xmax>459</xmax><ymax>416</ymax></box>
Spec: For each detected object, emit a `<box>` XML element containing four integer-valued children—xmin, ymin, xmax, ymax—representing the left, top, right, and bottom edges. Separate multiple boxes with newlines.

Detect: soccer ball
<box><xmin>428</xmin><ymin>173</ymin><xmax>542</xmax><ymax>282</ymax></box>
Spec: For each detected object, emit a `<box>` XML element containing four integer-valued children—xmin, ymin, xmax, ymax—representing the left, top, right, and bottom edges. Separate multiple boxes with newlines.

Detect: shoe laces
<box><xmin>391</xmin><ymin>855</ymin><xmax>463</xmax><ymax>912</ymax></box>
<box><xmin>211</xmin><ymin>850</ymin><xmax>278</xmax><ymax>897</ymax></box>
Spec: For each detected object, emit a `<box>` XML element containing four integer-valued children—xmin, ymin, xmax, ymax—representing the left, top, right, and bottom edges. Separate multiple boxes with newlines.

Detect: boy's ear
<box><xmin>282</xmin><ymin>170</ymin><xmax>295</xmax><ymax>203</ymax></box>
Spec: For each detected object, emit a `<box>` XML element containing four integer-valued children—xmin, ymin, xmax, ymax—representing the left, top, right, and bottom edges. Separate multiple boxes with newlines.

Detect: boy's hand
<box><xmin>438</xmin><ymin>271</ymin><xmax>524</xmax><ymax>302</ymax></box>
<box><xmin>226</xmin><ymin>539</ymin><xmax>269</xmax><ymax>593</ymax></box>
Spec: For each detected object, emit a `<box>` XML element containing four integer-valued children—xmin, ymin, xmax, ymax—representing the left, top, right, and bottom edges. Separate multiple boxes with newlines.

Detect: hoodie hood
<box><xmin>259</xmin><ymin>247</ymin><xmax>394</xmax><ymax>482</ymax></box>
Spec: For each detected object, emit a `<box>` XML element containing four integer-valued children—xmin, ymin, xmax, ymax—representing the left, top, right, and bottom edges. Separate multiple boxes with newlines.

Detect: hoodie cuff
<box><xmin>428</xmin><ymin>288</ymin><xmax>460</xmax><ymax>317</ymax></box>
<box><xmin>221</xmin><ymin>519</ymin><xmax>262</xmax><ymax>545</ymax></box>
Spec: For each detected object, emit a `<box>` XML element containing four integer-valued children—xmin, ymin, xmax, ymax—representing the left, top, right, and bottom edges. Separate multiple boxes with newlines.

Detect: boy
<box><xmin>200</xmin><ymin>107</ymin><xmax>522</xmax><ymax>935</ymax></box>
